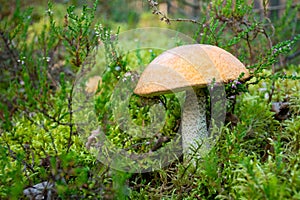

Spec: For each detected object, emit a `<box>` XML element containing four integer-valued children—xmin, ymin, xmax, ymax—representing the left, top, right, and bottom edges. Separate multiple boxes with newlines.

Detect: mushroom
<box><xmin>134</xmin><ymin>44</ymin><xmax>250</xmax><ymax>157</ymax></box>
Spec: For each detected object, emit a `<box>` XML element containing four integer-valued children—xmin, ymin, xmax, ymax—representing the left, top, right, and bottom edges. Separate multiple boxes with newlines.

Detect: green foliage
<box><xmin>0</xmin><ymin>1</ymin><xmax>112</xmax><ymax>199</ymax></box>
<box><xmin>92</xmin><ymin>30</ymin><xmax>181</xmax><ymax>152</ymax></box>
<box><xmin>229</xmin><ymin>152</ymin><xmax>300</xmax><ymax>199</ymax></box>
<box><xmin>0</xmin><ymin>0</ymin><xmax>299</xmax><ymax>199</ymax></box>
<box><xmin>0</xmin><ymin>145</ymin><xmax>25</xmax><ymax>199</ymax></box>
<box><xmin>192</xmin><ymin>0</ymin><xmax>300</xmax><ymax>68</ymax></box>
<box><xmin>129</xmin><ymin>72</ymin><xmax>300</xmax><ymax>199</ymax></box>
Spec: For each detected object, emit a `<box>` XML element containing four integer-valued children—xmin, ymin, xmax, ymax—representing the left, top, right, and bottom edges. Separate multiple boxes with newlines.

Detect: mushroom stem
<box><xmin>181</xmin><ymin>88</ymin><xmax>208</xmax><ymax>157</ymax></box>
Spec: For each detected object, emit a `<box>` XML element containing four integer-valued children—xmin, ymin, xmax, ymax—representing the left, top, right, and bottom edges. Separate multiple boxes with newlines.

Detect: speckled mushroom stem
<box><xmin>181</xmin><ymin>88</ymin><xmax>208</xmax><ymax>156</ymax></box>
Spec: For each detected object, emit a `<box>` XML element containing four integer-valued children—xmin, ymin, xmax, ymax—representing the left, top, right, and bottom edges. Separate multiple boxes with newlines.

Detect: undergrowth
<box><xmin>0</xmin><ymin>0</ymin><xmax>299</xmax><ymax>199</ymax></box>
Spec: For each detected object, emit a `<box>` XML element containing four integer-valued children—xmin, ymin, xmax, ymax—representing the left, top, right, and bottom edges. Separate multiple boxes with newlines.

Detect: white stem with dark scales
<box><xmin>181</xmin><ymin>88</ymin><xmax>208</xmax><ymax>156</ymax></box>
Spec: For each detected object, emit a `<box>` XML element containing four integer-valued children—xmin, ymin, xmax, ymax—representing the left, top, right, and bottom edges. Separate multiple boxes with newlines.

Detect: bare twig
<box><xmin>147</xmin><ymin>0</ymin><xmax>201</xmax><ymax>25</ymax></box>
<box><xmin>285</xmin><ymin>50</ymin><xmax>300</xmax><ymax>61</ymax></box>
<box><xmin>37</xmin><ymin>107</ymin><xmax>73</xmax><ymax>127</ymax></box>
<box><xmin>147</xmin><ymin>0</ymin><xmax>221</xmax><ymax>45</ymax></box>
<box><xmin>5</xmin><ymin>141</ymin><xmax>36</xmax><ymax>173</ymax></box>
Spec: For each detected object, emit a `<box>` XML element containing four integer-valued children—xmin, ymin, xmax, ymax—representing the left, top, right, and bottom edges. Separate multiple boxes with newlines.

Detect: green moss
<box><xmin>0</xmin><ymin>0</ymin><xmax>299</xmax><ymax>199</ymax></box>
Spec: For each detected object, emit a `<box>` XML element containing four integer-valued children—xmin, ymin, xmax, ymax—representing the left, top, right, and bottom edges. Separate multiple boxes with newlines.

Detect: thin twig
<box><xmin>66</xmin><ymin>83</ymin><xmax>75</xmax><ymax>152</ymax></box>
<box><xmin>23</xmin><ymin>109</ymin><xmax>58</xmax><ymax>155</ymax></box>
<box><xmin>37</xmin><ymin>107</ymin><xmax>73</xmax><ymax>126</ymax></box>
<box><xmin>5</xmin><ymin>141</ymin><xmax>36</xmax><ymax>173</ymax></box>
<box><xmin>147</xmin><ymin>0</ymin><xmax>201</xmax><ymax>25</ymax></box>
<box><xmin>0</xmin><ymin>30</ymin><xmax>19</xmax><ymax>73</ymax></box>
<box><xmin>147</xmin><ymin>0</ymin><xmax>221</xmax><ymax>45</ymax></box>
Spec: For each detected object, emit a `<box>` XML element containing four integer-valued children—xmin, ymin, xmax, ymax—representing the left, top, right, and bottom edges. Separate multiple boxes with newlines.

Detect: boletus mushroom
<box><xmin>134</xmin><ymin>44</ymin><xmax>250</xmax><ymax>157</ymax></box>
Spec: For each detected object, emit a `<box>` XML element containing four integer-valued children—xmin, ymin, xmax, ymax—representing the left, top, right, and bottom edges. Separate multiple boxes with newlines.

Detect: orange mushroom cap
<box><xmin>134</xmin><ymin>44</ymin><xmax>250</xmax><ymax>96</ymax></box>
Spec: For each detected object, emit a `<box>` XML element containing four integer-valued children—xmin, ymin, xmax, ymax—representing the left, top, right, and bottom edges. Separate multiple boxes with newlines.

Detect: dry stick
<box><xmin>147</xmin><ymin>0</ymin><xmax>219</xmax><ymax>45</ymax></box>
<box><xmin>147</xmin><ymin>0</ymin><xmax>200</xmax><ymax>25</ymax></box>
